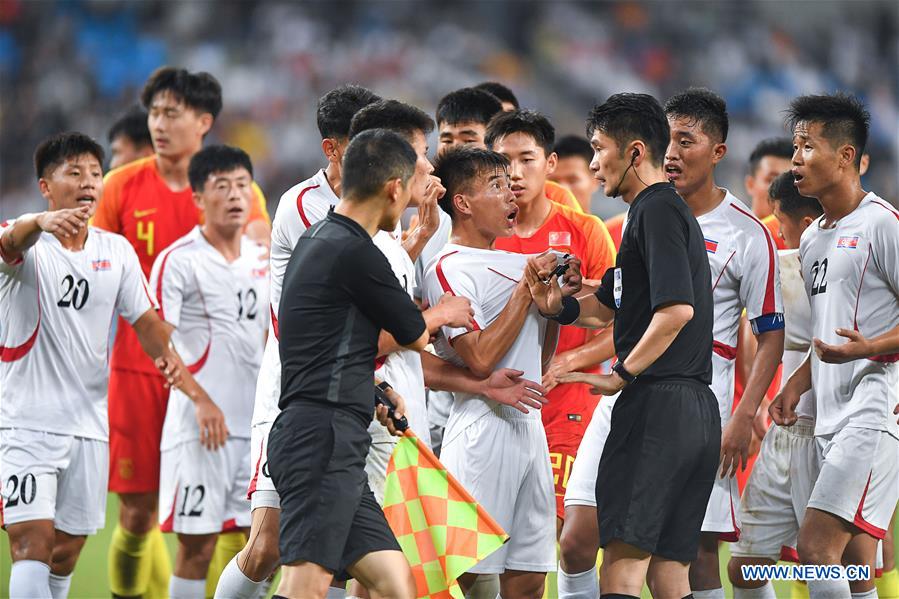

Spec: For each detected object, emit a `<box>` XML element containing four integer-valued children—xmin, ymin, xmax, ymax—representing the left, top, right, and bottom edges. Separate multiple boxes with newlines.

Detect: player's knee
<box><xmin>368</xmin><ymin>567</ymin><xmax>416</xmax><ymax>599</ymax></box>
<box><xmin>7</xmin><ymin>525</ymin><xmax>54</xmax><ymax>564</ymax></box>
<box><xmin>50</xmin><ymin>535</ymin><xmax>86</xmax><ymax>576</ymax></box>
<box><xmin>797</xmin><ymin>530</ymin><xmax>833</xmax><ymax>565</ymax></box>
<box><xmin>241</xmin><ymin>533</ymin><xmax>280</xmax><ymax>580</ymax></box>
<box><xmin>559</xmin><ymin>524</ymin><xmax>598</xmax><ymax>573</ymax></box>
<box><xmin>117</xmin><ymin>494</ymin><xmax>158</xmax><ymax>533</ymax></box>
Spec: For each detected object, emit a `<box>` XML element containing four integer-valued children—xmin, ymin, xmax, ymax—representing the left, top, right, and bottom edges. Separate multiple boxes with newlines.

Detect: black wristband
<box><xmin>376</xmin><ymin>381</ymin><xmax>393</xmax><ymax>393</ymax></box>
<box><xmin>612</xmin><ymin>361</ymin><xmax>637</xmax><ymax>385</ymax></box>
<box><xmin>546</xmin><ymin>295</ymin><xmax>580</xmax><ymax>325</ymax></box>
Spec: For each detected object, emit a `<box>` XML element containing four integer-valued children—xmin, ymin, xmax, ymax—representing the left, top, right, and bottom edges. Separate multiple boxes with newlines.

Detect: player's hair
<box><xmin>436</xmin><ymin>87</ymin><xmax>503</xmax><ymax>127</ymax></box>
<box><xmin>785</xmin><ymin>92</ymin><xmax>870</xmax><ymax>169</ymax></box>
<box><xmin>107</xmin><ymin>107</ymin><xmax>152</xmax><ymax>147</ymax></box>
<box><xmin>748</xmin><ymin>137</ymin><xmax>793</xmax><ymax>175</ymax></box>
<box><xmin>768</xmin><ymin>172</ymin><xmax>822</xmax><ymax>219</ymax></box>
<box><xmin>554</xmin><ymin>135</ymin><xmax>593</xmax><ymax>164</ymax></box>
<box><xmin>342</xmin><ymin>129</ymin><xmax>417</xmax><ymax>202</ymax></box>
<box><xmin>140</xmin><ymin>66</ymin><xmax>223</xmax><ymax>119</ymax></box>
<box><xmin>664</xmin><ymin>87</ymin><xmax>729</xmax><ymax>143</ymax></box>
<box><xmin>474</xmin><ymin>82</ymin><xmax>519</xmax><ymax>109</ymax></box>
<box><xmin>188</xmin><ymin>145</ymin><xmax>254</xmax><ymax>192</ymax></box>
<box><xmin>34</xmin><ymin>132</ymin><xmax>105</xmax><ymax>179</ymax></box>
<box><xmin>485</xmin><ymin>109</ymin><xmax>555</xmax><ymax>156</ymax></box>
<box><xmin>432</xmin><ymin>146</ymin><xmax>510</xmax><ymax>218</ymax></box>
<box><xmin>316</xmin><ymin>85</ymin><xmax>382</xmax><ymax>140</ymax></box>
<box><xmin>348</xmin><ymin>99</ymin><xmax>435</xmax><ymax>143</ymax></box>
<box><xmin>586</xmin><ymin>93</ymin><xmax>669</xmax><ymax>167</ymax></box>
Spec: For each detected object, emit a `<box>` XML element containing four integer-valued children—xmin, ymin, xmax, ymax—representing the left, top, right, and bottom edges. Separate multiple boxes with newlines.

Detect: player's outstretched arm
<box><xmin>132</xmin><ymin>310</ymin><xmax>229</xmax><ymax>450</ymax></box>
<box><xmin>814</xmin><ymin>325</ymin><xmax>899</xmax><ymax>364</ymax></box>
<box><xmin>376</xmin><ymin>292</ymin><xmax>473</xmax><ymax>357</ymax></box>
<box><xmin>0</xmin><ymin>207</ymin><xmax>90</xmax><ymax>263</ymax></box>
<box><xmin>525</xmin><ymin>259</ymin><xmax>614</xmax><ymax>329</ymax></box>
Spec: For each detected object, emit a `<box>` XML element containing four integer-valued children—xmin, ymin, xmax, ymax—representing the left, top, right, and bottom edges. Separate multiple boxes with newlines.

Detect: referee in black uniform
<box><xmin>528</xmin><ymin>93</ymin><xmax>717</xmax><ymax>599</ymax></box>
<box><xmin>268</xmin><ymin>129</ymin><xmax>428</xmax><ymax>599</ymax></box>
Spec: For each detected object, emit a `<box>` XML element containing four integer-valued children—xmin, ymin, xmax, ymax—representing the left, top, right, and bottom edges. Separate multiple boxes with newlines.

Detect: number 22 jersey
<box><xmin>0</xmin><ymin>224</ymin><xmax>154</xmax><ymax>440</ymax></box>
<box><xmin>799</xmin><ymin>192</ymin><xmax>899</xmax><ymax>437</ymax></box>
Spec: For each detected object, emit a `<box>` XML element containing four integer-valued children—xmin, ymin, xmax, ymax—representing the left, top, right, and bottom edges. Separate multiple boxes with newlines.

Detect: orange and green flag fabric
<box><xmin>383</xmin><ymin>430</ymin><xmax>508</xmax><ymax>599</ymax></box>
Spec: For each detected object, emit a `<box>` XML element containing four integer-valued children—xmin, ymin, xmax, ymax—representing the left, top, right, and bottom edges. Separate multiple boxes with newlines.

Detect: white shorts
<box><xmin>701</xmin><ymin>454</ymin><xmax>741</xmax><ymax>539</ymax></box>
<box><xmin>427</xmin><ymin>389</ymin><xmax>454</xmax><ymax>454</ymax></box>
<box><xmin>0</xmin><ymin>429</ymin><xmax>107</xmax><ymax>535</ymax></box>
<box><xmin>731</xmin><ymin>420</ymin><xmax>817</xmax><ymax>561</ymax></box>
<box><xmin>160</xmin><ymin>437</ymin><xmax>252</xmax><ymax>535</ymax></box>
<box><xmin>807</xmin><ymin>426</ymin><xmax>899</xmax><ymax>539</ymax></box>
<box><xmin>365</xmin><ymin>438</ymin><xmax>397</xmax><ymax>506</ymax></box>
<box><xmin>563</xmin><ymin>394</ymin><xmax>617</xmax><ymax>508</ymax></box>
<box><xmin>248</xmin><ymin>421</ymin><xmax>280</xmax><ymax>511</ymax></box>
<box><xmin>441</xmin><ymin>406</ymin><xmax>555</xmax><ymax>574</ymax></box>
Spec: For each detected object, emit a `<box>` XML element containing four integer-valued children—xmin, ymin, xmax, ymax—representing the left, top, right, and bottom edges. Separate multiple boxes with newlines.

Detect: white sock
<box><xmin>169</xmin><ymin>575</ymin><xmax>206</xmax><ymax>599</ymax></box>
<box><xmin>807</xmin><ymin>579</ymin><xmax>851</xmax><ymax>598</ymax></box>
<box><xmin>48</xmin><ymin>573</ymin><xmax>72</xmax><ymax>599</ymax></box>
<box><xmin>466</xmin><ymin>574</ymin><xmax>500</xmax><ymax>599</ymax></box>
<box><xmin>851</xmin><ymin>589</ymin><xmax>878</xmax><ymax>598</ymax></box>
<box><xmin>693</xmin><ymin>589</ymin><xmax>726</xmax><ymax>599</ymax></box>
<box><xmin>214</xmin><ymin>555</ymin><xmax>263</xmax><ymax>598</ymax></box>
<box><xmin>254</xmin><ymin>575</ymin><xmax>275</xmax><ymax>599</ymax></box>
<box><xmin>733</xmin><ymin>582</ymin><xmax>777</xmax><ymax>599</ymax></box>
<box><xmin>557</xmin><ymin>562</ymin><xmax>598</xmax><ymax>599</ymax></box>
<box><xmin>327</xmin><ymin>585</ymin><xmax>347</xmax><ymax>598</ymax></box>
<box><xmin>10</xmin><ymin>560</ymin><xmax>52</xmax><ymax>599</ymax></box>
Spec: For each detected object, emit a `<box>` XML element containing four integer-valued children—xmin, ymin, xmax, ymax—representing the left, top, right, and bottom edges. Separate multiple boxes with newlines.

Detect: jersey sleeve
<box><xmin>342</xmin><ymin>241</ymin><xmax>426</xmax><ymax>346</ymax></box>
<box><xmin>115</xmin><ymin>238</ymin><xmax>155</xmax><ymax>324</ymax></box>
<box><xmin>424</xmin><ymin>253</ymin><xmax>486</xmax><ymax>341</ymax></box>
<box><xmin>249</xmin><ymin>181</ymin><xmax>271</xmax><ymax>225</ymax></box>
<box><xmin>739</xmin><ymin>224</ymin><xmax>783</xmax><ymax>323</ymax></box>
<box><xmin>93</xmin><ymin>172</ymin><xmax>123</xmax><ymax>232</ymax></box>
<box><xmin>636</xmin><ymin>197</ymin><xmax>696</xmax><ymax>310</ymax></box>
<box><xmin>0</xmin><ymin>219</ymin><xmax>24</xmax><ymax>271</ymax></box>
<box><xmin>870</xmin><ymin>208</ymin><xmax>899</xmax><ymax>297</ymax></box>
<box><xmin>149</xmin><ymin>245</ymin><xmax>189</xmax><ymax>328</ymax></box>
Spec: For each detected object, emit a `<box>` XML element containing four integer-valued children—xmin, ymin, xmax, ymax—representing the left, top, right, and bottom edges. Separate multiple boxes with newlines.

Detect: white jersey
<box><xmin>252</xmin><ymin>169</ymin><xmax>339</xmax><ymax>426</ymax></box>
<box><xmin>0</xmin><ymin>224</ymin><xmax>153</xmax><ymax>440</ymax></box>
<box><xmin>423</xmin><ymin>244</ymin><xmax>547</xmax><ymax>445</ymax></box>
<box><xmin>372</xmin><ymin>228</ymin><xmax>429</xmax><ymax>444</ymax></box>
<box><xmin>697</xmin><ymin>191</ymin><xmax>782</xmax><ymax>425</ymax></box>
<box><xmin>152</xmin><ymin>227</ymin><xmax>269</xmax><ymax>450</ymax></box>
<box><xmin>779</xmin><ymin>249</ymin><xmax>815</xmax><ymax>421</ymax></box>
<box><xmin>799</xmin><ymin>192</ymin><xmax>899</xmax><ymax>437</ymax></box>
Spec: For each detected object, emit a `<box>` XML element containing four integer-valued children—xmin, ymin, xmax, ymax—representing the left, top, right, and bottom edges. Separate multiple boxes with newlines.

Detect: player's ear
<box><xmin>744</xmin><ymin>174</ymin><xmax>756</xmax><ymax>197</ymax></box>
<box><xmin>712</xmin><ymin>142</ymin><xmax>727</xmax><ymax>164</ymax></box>
<box><xmin>192</xmin><ymin>191</ymin><xmax>204</xmax><ymax>211</ymax></box>
<box><xmin>321</xmin><ymin>138</ymin><xmax>341</xmax><ymax>165</ymax></box>
<box><xmin>801</xmin><ymin>215</ymin><xmax>815</xmax><ymax>230</ymax></box>
<box><xmin>197</xmin><ymin>113</ymin><xmax>214</xmax><ymax>138</ymax></box>
<box><xmin>38</xmin><ymin>178</ymin><xmax>52</xmax><ymax>202</ymax></box>
<box><xmin>545</xmin><ymin>151</ymin><xmax>558</xmax><ymax>175</ymax></box>
<box><xmin>838</xmin><ymin>143</ymin><xmax>857</xmax><ymax>171</ymax></box>
<box><xmin>453</xmin><ymin>192</ymin><xmax>472</xmax><ymax>217</ymax></box>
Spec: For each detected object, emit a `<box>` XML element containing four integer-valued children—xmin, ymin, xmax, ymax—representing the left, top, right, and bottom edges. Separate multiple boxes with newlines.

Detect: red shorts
<box><xmin>542</xmin><ymin>383</ymin><xmax>600</xmax><ymax>520</ymax></box>
<box><xmin>108</xmin><ymin>368</ymin><xmax>169</xmax><ymax>494</ymax></box>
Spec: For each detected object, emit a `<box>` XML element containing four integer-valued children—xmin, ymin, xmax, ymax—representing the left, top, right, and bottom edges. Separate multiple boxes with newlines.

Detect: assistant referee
<box><xmin>530</xmin><ymin>93</ymin><xmax>718</xmax><ymax>599</ymax></box>
<box><xmin>268</xmin><ymin>129</ymin><xmax>428</xmax><ymax>599</ymax></box>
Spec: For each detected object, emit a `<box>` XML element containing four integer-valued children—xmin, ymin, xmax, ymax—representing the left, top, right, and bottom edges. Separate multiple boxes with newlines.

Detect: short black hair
<box><xmin>786</xmin><ymin>92</ymin><xmax>870</xmax><ymax>169</ymax></box>
<box><xmin>554</xmin><ymin>135</ymin><xmax>593</xmax><ymax>164</ymax></box>
<box><xmin>474</xmin><ymin>82</ymin><xmax>519</xmax><ymax>109</ymax></box>
<box><xmin>188</xmin><ymin>145</ymin><xmax>254</xmax><ymax>192</ymax></box>
<box><xmin>140</xmin><ymin>66</ymin><xmax>223</xmax><ymax>119</ymax></box>
<box><xmin>769</xmin><ymin>171</ymin><xmax>822</xmax><ymax>219</ymax></box>
<box><xmin>432</xmin><ymin>146</ymin><xmax>510</xmax><ymax>218</ymax></box>
<box><xmin>586</xmin><ymin>93</ymin><xmax>669</xmax><ymax>167</ymax></box>
<box><xmin>485</xmin><ymin>109</ymin><xmax>555</xmax><ymax>156</ymax></box>
<box><xmin>34</xmin><ymin>132</ymin><xmax>105</xmax><ymax>179</ymax></box>
<box><xmin>348</xmin><ymin>99</ymin><xmax>435</xmax><ymax>142</ymax></box>
<box><xmin>316</xmin><ymin>85</ymin><xmax>382</xmax><ymax>140</ymax></box>
<box><xmin>108</xmin><ymin>107</ymin><xmax>152</xmax><ymax>147</ymax></box>
<box><xmin>748</xmin><ymin>137</ymin><xmax>793</xmax><ymax>174</ymax></box>
<box><xmin>436</xmin><ymin>87</ymin><xmax>503</xmax><ymax>127</ymax></box>
<box><xmin>342</xmin><ymin>129</ymin><xmax>417</xmax><ymax>202</ymax></box>
<box><xmin>664</xmin><ymin>87</ymin><xmax>729</xmax><ymax>143</ymax></box>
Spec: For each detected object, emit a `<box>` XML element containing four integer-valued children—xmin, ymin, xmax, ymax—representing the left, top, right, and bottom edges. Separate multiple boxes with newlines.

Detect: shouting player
<box><xmin>664</xmin><ymin>88</ymin><xmax>784</xmax><ymax>599</ymax></box>
<box><xmin>0</xmin><ymin>132</ymin><xmax>222</xmax><ymax>599</ymax></box>
<box><xmin>773</xmin><ymin>93</ymin><xmax>899</xmax><ymax>598</ymax></box>
<box><xmin>152</xmin><ymin>146</ymin><xmax>270</xmax><ymax>598</ymax></box>
<box><xmin>93</xmin><ymin>66</ymin><xmax>271</xmax><ymax>599</ymax></box>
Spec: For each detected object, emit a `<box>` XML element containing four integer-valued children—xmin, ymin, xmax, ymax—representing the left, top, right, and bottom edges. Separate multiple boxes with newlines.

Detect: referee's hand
<box><xmin>375</xmin><ymin>386</ymin><xmax>407</xmax><ymax>437</ymax></box>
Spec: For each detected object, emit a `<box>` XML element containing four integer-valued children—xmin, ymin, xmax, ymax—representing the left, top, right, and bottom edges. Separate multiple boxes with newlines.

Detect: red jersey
<box><xmin>761</xmin><ymin>214</ymin><xmax>788</xmax><ymax>250</ymax></box>
<box><xmin>545</xmin><ymin>180</ymin><xmax>583</xmax><ymax>214</ymax></box>
<box><xmin>93</xmin><ymin>155</ymin><xmax>269</xmax><ymax>374</ymax></box>
<box><xmin>604</xmin><ymin>212</ymin><xmax>626</xmax><ymax>251</ymax></box>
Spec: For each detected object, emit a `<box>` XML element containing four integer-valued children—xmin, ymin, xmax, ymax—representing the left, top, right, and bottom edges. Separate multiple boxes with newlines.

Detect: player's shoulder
<box><xmin>157</xmin><ymin>227</ymin><xmax>203</xmax><ymax>265</ymax></box>
<box><xmin>545</xmin><ymin>180</ymin><xmax>583</xmax><ymax>213</ymax></box>
<box><xmin>274</xmin><ymin>170</ymin><xmax>336</xmax><ymax>228</ymax></box>
<box><xmin>861</xmin><ymin>193</ymin><xmax>899</xmax><ymax>228</ymax></box>
<box><xmin>103</xmin><ymin>155</ymin><xmax>156</xmax><ymax>188</ymax></box>
<box><xmin>721</xmin><ymin>192</ymin><xmax>775</xmax><ymax>242</ymax></box>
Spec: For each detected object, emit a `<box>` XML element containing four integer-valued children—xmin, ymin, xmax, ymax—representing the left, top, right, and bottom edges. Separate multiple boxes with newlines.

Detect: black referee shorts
<box><xmin>595</xmin><ymin>378</ymin><xmax>720</xmax><ymax>562</ymax></box>
<box><xmin>267</xmin><ymin>403</ymin><xmax>400</xmax><ymax>578</ymax></box>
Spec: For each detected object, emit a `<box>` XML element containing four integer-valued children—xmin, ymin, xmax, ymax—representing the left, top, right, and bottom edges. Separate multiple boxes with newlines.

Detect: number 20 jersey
<box><xmin>799</xmin><ymin>192</ymin><xmax>899</xmax><ymax>437</ymax></box>
<box><xmin>0</xmin><ymin>224</ymin><xmax>154</xmax><ymax>440</ymax></box>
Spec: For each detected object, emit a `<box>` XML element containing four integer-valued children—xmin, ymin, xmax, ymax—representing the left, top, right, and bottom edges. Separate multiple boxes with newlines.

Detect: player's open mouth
<box><xmin>792</xmin><ymin>169</ymin><xmax>804</xmax><ymax>184</ymax></box>
<box><xmin>665</xmin><ymin>164</ymin><xmax>682</xmax><ymax>179</ymax></box>
<box><xmin>227</xmin><ymin>207</ymin><xmax>244</xmax><ymax>215</ymax></box>
<box><xmin>506</xmin><ymin>207</ymin><xmax>518</xmax><ymax>224</ymax></box>
<box><xmin>510</xmin><ymin>186</ymin><xmax>525</xmax><ymax>197</ymax></box>
<box><xmin>77</xmin><ymin>195</ymin><xmax>96</xmax><ymax>203</ymax></box>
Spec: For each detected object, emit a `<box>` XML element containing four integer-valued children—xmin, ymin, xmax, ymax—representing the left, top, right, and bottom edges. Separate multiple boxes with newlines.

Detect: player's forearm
<box><xmin>733</xmin><ymin>329</ymin><xmax>784</xmax><ymax>420</ymax></box>
<box><xmin>783</xmin><ymin>352</ymin><xmax>813</xmax><ymax>395</ymax></box>
<box><xmin>0</xmin><ymin>214</ymin><xmax>43</xmax><ymax>262</ymax></box>
<box><xmin>862</xmin><ymin>325</ymin><xmax>899</xmax><ymax>357</ymax></box>
<box><xmin>621</xmin><ymin>303</ymin><xmax>693</xmax><ymax>375</ymax></box>
<box><xmin>420</xmin><ymin>351</ymin><xmax>486</xmax><ymax>395</ymax></box>
<box><xmin>573</xmin><ymin>294</ymin><xmax>615</xmax><ymax>329</ymax></box>
<box><xmin>556</xmin><ymin>329</ymin><xmax>615</xmax><ymax>372</ymax></box>
<box><xmin>401</xmin><ymin>226</ymin><xmax>433</xmax><ymax>263</ymax></box>
<box><xmin>459</xmin><ymin>283</ymin><xmax>532</xmax><ymax>378</ymax></box>
<box><xmin>541</xmin><ymin>320</ymin><xmax>560</xmax><ymax>371</ymax></box>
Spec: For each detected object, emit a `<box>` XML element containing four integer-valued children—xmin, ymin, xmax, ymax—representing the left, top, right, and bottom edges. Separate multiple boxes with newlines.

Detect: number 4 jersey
<box><xmin>800</xmin><ymin>192</ymin><xmax>899</xmax><ymax>437</ymax></box>
<box><xmin>0</xmin><ymin>224</ymin><xmax>155</xmax><ymax>440</ymax></box>
<box><xmin>151</xmin><ymin>226</ymin><xmax>270</xmax><ymax>450</ymax></box>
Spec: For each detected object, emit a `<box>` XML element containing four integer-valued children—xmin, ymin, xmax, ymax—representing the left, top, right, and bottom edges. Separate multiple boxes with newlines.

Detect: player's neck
<box><xmin>620</xmin><ymin>168</ymin><xmax>668</xmax><ymax>204</ymax></box>
<box><xmin>682</xmin><ymin>178</ymin><xmax>726</xmax><ymax>218</ymax></box>
<box><xmin>450</xmin><ymin>222</ymin><xmax>494</xmax><ymax>250</ymax></box>
<box><xmin>334</xmin><ymin>199</ymin><xmax>383</xmax><ymax>237</ymax></box>
<box><xmin>54</xmin><ymin>228</ymin><xmax>89</xmax><ymax>252</ymax></box>
<box><xmin>817</xmin><ymin>178</ymin><xmax>868</xmax><ymax>225</ymax></box>
<box><xmin>324</xmin><ymin>163</ymin><xmax>342</xmax><ymax>197</ymax></box>
<box><xmin>513</xmin><ymin>192</ymin><xmax>552</xmax><ymax>238</ymax></box>
<box><xmin>201</xmin><ymin>225</ymin><xmax>243</xmax><ymax>262</ymax></box>
<box><xmin>155</xmin><ymin>152</ymin><xmax>194</xmax><ymax>192</ymax></box>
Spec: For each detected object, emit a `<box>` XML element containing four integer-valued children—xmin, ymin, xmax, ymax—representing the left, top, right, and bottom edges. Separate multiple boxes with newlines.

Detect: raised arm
<box><xmin>0</xmin><ymin>207</ymin><xmax>91</xmax><ymax>263</ymax></box>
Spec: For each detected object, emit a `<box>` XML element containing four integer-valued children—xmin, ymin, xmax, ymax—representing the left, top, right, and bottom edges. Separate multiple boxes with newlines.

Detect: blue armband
<box><xmin>750</xmin><ymin>313</ymin><xmax>785</xmax><ymax>335</ymax></box>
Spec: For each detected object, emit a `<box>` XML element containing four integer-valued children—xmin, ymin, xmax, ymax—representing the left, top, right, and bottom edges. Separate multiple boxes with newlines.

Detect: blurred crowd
<box><xmin>1</xmin><ymin>0</ymin><xmax>897</xmax><ymax>218</ymax></box>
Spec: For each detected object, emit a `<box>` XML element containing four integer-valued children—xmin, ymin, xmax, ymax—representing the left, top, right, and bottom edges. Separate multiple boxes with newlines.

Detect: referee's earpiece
<box><xmin>631</xmin><ymin>148</ymin><xmax>639</xmax><ymax>162</ymax></box>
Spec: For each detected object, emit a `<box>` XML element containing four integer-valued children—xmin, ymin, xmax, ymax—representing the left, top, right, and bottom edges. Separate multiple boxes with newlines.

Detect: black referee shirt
<box><xmin>278</xmin><ymin>211</ymin><xmax>427</xmax><ymax>425</ymax></box>
<box><xmin>599</xmin><ymin>182</ymin><xmax>713</xmax><ymax>383</ymax></box>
